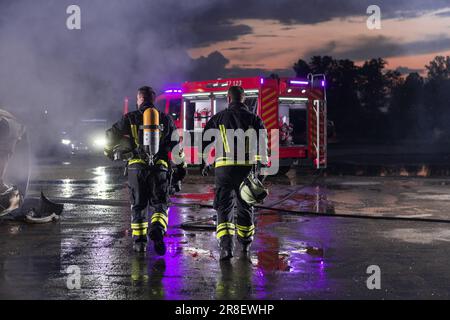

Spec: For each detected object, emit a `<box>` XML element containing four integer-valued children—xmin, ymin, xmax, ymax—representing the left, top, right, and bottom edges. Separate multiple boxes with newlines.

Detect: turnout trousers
<box><xmin>214</xmin><ymin>166</ymin><xmax>255</xmax><ymax>241</ymax></box>
<box><xmin>127</xmin><ymin>163</ymin><xmax>169</xmax><ymax>242</ymax></box>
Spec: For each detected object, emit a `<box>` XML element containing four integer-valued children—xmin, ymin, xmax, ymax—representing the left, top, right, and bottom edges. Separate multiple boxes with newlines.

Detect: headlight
<box><xmin>92</xmin><ymin>136</ymin><xmax>107</xmax><ymax>148</ymax></box>
<box><xmin>61</xmin><ymin>139</ymin><xmax>71</xmax><ymax>145</ymax></box>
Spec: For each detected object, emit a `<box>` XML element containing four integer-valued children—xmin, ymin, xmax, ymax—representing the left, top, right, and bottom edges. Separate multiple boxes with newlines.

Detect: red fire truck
<box><xmin>146</xmin><ymin>76</ymin><xmax>327</xmax><ymax>173</ymax></box>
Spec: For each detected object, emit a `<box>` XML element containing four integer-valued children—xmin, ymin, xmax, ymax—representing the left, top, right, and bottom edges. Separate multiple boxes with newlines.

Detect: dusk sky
<box><xmin>2</xmin><ymin>0</ymin><xmax>450</xmax><ymax>118</ymax></box>
<box><xmin>187</xmin><ymin>1</ymin><xmax>450</xmax><ymax>75</ymax></box>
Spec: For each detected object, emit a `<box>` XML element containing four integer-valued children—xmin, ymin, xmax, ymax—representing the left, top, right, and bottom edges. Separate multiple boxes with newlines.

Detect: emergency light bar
<box><xmin>210</xmin><ymin>83</ymin><xmax>229</xmax><ymax>88</ymax></box>
<box><xmin>212</xmin><ymin>91</ymin><xmax>228</xmax><ymax>96</ymax></box>
<box><xmin>165</xmin><ymin>89</ymin><xmax>182</xmax><ymax>93</ymax></box>
<box><xmin>290</xmin><ymin>80</ymin><xmax>309</xmax><ymax>85</ymax></box>
<box><xmin>279</xmin><ymin>97</ymin><xmax>308</xmax><ymax>102</ymax></box>
<box><xmin>182</xmin><ymin>92</ymin><xmax>211</xmax><ymax>98</ymax></box>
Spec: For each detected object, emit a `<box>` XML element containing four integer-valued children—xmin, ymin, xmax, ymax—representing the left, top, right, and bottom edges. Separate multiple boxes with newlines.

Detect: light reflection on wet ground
<box><xmin>1</xmin><ymin>157</ymin><xmax>450</xmax><ymax>299</ymax></box>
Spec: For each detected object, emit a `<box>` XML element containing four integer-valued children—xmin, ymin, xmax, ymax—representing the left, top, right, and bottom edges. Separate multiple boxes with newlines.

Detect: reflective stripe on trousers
<box><xmin>131</xmin><ymin>222</ymin><xmax>148</xmax><ymax>237</ymax></box>
<box><xmin>216</xmin><ymin>222</ymin><xmax>235</xmax><ymax>239</ymax></box>
<box><xmin>151</xmin><ymin>211</ymin><xmax>169</xmax><ymax>232</ymax></box>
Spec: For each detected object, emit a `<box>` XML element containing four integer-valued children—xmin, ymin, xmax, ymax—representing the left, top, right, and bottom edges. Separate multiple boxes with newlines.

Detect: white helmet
<box><xmin>239</xmin><ymin>172</ymin><xmax>268</xmax><ymax>205</ymax></box>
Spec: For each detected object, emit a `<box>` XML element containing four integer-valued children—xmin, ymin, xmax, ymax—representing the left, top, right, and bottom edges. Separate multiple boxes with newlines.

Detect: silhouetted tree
<box><xmin>293</xmin><ymin>59</ymin><xmax>311</xmax><ymax>78</ymax></box>
<box><xmin>309</xmin><ymin>56</ymin><xmax>336</xmax><ymax>75</ymax></box>
<box><xmin>291</xmin><ymin>54</ymin><xmax>450</xmax><ymax>143</ymax></box>
<box><xmin>426</xmin><ymin>56</ymin><xmax>450</xmax><ymax>81</ymax></box>
<box><xmin>390</xmin><ymin>73</ymin><xmax>424</xmax><ymax>139</ymax></box>
<box><xmin>329</xmin><ymin>59</ymin><xmax>362</xmax><ymax>138</ymax></box>
<box><xmin>424</xmin><ymin>56</ymin><xmax>450</xmax><ymax>139</ymax></box>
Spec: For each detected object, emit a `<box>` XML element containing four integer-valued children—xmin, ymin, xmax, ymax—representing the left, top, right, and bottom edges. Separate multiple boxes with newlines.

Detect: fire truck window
<box><xmin>194</xmin><ymin>100</ymin><xmax>212</xmax><ymax>131</ymax></box>
<box><xmin>279</xmin><ymin>102</ymin><xmax>307</xmax><ymax>146</ymax></box>
<box><xmin>245</xmin><ymin>97</ymin><xmax>258</xmax><ymax>113</ymax></box>
<box><xmin>215</xmin><ymin>98</ymin><xmax>228</xmax><ymax>114</ymax></box>
<box><xmin>185</xmin><ymin>100</ymin><xmax>212</xmax><ymax>132</ymax></box>
<box><xmin>168</xmin><ymin>99</ymin><xmax>181</xmax><ymax>121</ymax></box>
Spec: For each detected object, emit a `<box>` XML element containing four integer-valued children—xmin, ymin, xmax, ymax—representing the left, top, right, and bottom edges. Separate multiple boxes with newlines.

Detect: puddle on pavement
<box><xmin>383</xmin><ymin>228</ymin><xmax>450</xmax><ymax>244</ymax></box>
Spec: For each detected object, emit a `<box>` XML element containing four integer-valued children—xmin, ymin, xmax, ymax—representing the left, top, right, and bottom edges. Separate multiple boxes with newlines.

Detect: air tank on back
<box><xmin>143</xmin><ymin>107</ymin><xmax>160</xmax><ymax>162</ymax></box>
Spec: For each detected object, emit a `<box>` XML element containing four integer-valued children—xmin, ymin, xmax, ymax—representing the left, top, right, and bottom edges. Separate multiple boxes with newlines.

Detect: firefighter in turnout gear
<box><xmin>200</xmin><ymin>86</ymin><xmax>269</xmax><ymax>260</ymax></box>
<box><xmin>105</xmin><ymin>86</ymin><xmax>185</xmax><ymax>254</ymax></box>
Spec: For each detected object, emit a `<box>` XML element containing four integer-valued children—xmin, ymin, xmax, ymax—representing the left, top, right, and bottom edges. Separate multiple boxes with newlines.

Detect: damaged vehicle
<box><xmin>0</xmin><ymin>108</ymin><xmax>63</xmax><ymax>223</ymax></box>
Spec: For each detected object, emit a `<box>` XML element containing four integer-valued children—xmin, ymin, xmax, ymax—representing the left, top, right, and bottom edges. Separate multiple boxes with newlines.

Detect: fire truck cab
<box><xmin>157</xmin><ymin>76</ymin><xmax>327</xmax><ymax>172</ymax></box>
<box><xmin>155</xmin><ymin>89</ymin><xmax>183</xmax><ymax>129</ymax></box>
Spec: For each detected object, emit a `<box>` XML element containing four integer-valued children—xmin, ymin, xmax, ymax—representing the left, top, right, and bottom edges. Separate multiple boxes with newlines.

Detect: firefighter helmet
<box><xmin>104</xmin><ymin>134</ymin><xmax>134</xmax><ymax>161</ymax></box>
<box><xmin>239</xmin><ymin>172</ymin><xmax>268</xmax><ymax>205</ymax></box>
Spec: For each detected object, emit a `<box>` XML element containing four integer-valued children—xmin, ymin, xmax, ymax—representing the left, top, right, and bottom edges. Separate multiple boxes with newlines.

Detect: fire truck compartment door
<box><xmin>279</xmin><ymin>102</ymin><xmax>307</xmax><ymax>146</ymax></box>
<box><xmin>308</xmin><ymin>99</ymin><xmax>327</xmax><ymax>169</ymax></box>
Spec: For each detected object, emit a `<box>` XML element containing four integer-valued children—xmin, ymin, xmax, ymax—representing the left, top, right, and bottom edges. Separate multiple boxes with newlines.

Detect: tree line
<box><xmin>293</xmin><ymin>56</ymin><xmax>450</xmax><ymax>143</ymax></box>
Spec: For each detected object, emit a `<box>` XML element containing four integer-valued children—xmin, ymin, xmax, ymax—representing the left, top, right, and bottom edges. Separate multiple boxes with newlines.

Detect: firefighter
<box><xmin>104</xmin><ymin>86</ymin><xmax>186</xmax><ymax>254</ymax></box>
<box><xmin>200</xmin><ymin>86</ymin><xmax>268</xmax><ymax>260</ymax></box>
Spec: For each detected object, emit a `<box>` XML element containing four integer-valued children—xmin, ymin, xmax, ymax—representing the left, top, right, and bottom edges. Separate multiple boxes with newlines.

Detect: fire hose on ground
<box><xmin>174</xmin><ymin>202</ymin><xmax>450</xmax><ymax>231</ymax></box>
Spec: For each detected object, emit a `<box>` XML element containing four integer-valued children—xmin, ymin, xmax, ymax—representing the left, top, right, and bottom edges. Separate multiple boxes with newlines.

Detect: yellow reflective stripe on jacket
<box><xmin>128</xmin><ymin>159</ymin><xmax>146</xmax><ymax>165</ymax></box>
<box><xmin>215</xmin><ymin>160</ymin><xmax>253</xmax><ymax>168</ymax></box>
<box><xmin>219</xmin><ymin>125</ymin><xmax>230</xmax><ymax>153</ymax></box>
<box><xmin>216</xmin><ymin>156</ymin><xmax>231</xmax><ymax>162</ymax></box>
<box><xmin>131</xmin><ymin>124</ymin><xmax>139</xmax><ymax>146</ymax></box>
<box><xmin>156</xmin><ymin>159</ymin><xmax>168</xmax><ymax>168</ymax></box>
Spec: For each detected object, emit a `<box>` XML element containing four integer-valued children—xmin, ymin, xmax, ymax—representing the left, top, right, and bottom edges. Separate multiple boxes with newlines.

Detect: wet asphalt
<box><xmin>1</xmin><ymin>156</ymin><xmax>449</xmax><ymax>300</ymax></box>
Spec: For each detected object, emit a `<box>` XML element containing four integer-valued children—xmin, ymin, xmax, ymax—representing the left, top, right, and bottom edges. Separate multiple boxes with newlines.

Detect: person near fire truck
<box><xmin>104</xmin><ymin>86</ymin><xmax>186</xmax><ymax>254</ymax></box>
<box><xmin>200</xmin><ymin>86</ymin><xmax>269</xmax><ymax>261</ymax></box>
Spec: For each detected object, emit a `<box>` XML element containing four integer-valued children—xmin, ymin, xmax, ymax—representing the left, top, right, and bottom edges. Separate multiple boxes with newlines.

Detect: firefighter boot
<box><xmin>237</xmin><ymin>236</ymin><xmax>253</xmax><ymax>259</ymax></box>
<box><xmin>219</xmin><ymin>235</ymin><xmax>234</xmax><ymax>261</ymax></box>
<box><xmin>149</xmin><ymin>224</ymin><xmax>166</xmax><ymax>256</ymax></box>
<box><xmin>131</xmin><ymin>215</ymin><xmax>148</xmax><ymax>253</ymax></box>
<box><xmin>133</xmin><ymin>238</ymin><xmax>147</xmax><ymax>253</ymax></box>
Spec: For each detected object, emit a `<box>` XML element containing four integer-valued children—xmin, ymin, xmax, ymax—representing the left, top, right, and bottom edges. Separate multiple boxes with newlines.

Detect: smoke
<box><xmin>0</xmin><ymin>0</ymin><xmax>218</xmax><ymax>125</ymax></box>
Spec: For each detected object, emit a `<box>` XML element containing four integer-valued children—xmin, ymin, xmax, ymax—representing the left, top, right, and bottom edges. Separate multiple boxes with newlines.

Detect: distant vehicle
<box><xmin>59</xmin><ymin>119</ymin><xmax>108</xmax><ymax>156</ymax></box>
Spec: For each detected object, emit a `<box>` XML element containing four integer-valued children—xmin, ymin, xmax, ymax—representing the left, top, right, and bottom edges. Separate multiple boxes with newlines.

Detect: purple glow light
<box><xmin>321</xmin><ymin>81</ymin><xmax>326</xmax><ymax>87</ymax></box>
<box><xmin>290</xmin><ymin>80</ymin><xmax>309</xmax><ymax>85</ymax></box>
<box><xmin>260</xmin><ymin>78</ymin><xmax>264</xmax><ymax>85</ymax></box>
<box><xmin>165</xmin><ymin>89</ymin><xmax>182</xmax><ymax>94</ymax></box>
